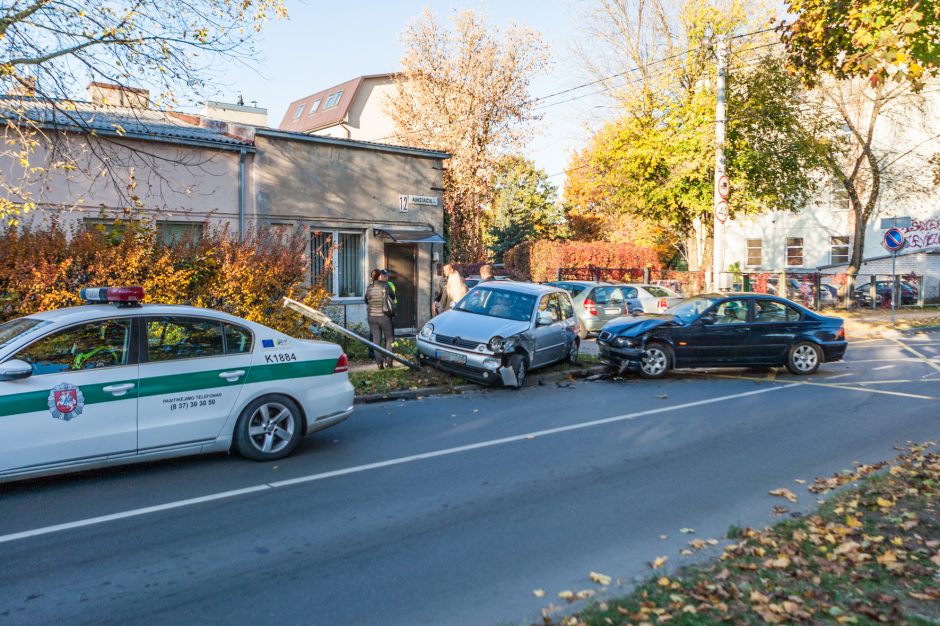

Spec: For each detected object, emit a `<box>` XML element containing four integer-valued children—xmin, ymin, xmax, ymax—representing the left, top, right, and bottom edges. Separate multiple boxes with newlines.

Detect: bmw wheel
<box><xmin>234</xmin><ymin>395</ymin><xmax>304</xmax><ymax>461</ymax></box>
<box><xmin>639</xmin><ymin>343</ymin><xmax>671</xmax><ymax>379</ymax></box>
<box><xmin>786</xmin><ymin>341</ymin><xmax>822</xmax><ymax>375</ymax></box>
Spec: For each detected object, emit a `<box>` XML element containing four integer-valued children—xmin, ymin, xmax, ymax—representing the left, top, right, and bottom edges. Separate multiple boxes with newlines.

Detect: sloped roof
<box><xmin>0</xmin><ymin>98</ymin><xmax>253</xmax><ymax>151</ymax></box>
<box><xmin>278</xmin><ymin>73</ymin><xmax>396</xmax><ymax>133</ymax></box>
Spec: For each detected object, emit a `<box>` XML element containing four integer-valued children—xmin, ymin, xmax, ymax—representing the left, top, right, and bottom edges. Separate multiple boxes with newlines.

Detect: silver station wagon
<box><xmin>417</xmin><ymin>283</ymin><xmax>579</xmax><ymax>388</ymax></box>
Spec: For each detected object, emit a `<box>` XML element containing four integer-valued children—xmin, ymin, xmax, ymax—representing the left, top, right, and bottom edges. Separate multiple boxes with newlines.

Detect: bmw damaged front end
<box><xmin>595</xmin><ymin>315</ymin><xmax>677</xmax><ymax>374</ymax></box>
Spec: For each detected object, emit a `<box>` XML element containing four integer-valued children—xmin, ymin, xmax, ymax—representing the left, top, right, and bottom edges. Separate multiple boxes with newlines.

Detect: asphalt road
<box><xmin>1</xmin><ymin>332</ymin><xmax>939</xmax><ymax>625</ymax></box>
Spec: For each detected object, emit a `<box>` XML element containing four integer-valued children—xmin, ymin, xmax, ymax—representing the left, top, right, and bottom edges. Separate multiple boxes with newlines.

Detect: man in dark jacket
<box><xmin>365</xmin><ymin>269</ymin><xmax>394</xmax><ymax>368</ymax></box>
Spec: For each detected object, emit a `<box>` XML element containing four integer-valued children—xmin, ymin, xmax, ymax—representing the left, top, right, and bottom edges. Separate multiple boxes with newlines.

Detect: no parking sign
<box><xmin>882</xmin><ymin>227</ymin><xmax>905</xmax><ymax>252</ymax></box>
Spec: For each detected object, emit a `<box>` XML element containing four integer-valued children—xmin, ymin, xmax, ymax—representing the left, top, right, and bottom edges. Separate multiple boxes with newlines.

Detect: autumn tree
<box><xmin>568</xmin><ymin>0</ymin><xmax>828</xmax><ymax>271</ymax></box>
<box><xmin>486</xmin><ymin>155</ymin><xmax>567</xmax><ymax>262</ymax></box>
<box><xmin>780</xmin><ymin>0</ymin><xmax>940</xmax><ymax>89</ymax></box>
<box><xmin>387</xmin><ymin>9</ymin><xmax>550</xmax><ymax>261</ymax></box>
<box><xmin>0</xmin><ymin>0</ymin><xmax>287</xmax><ymax>220</ymax></box>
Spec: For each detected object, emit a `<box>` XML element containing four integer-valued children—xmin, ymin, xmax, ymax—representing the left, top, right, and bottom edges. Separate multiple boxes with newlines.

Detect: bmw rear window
<box><xmin>0</xmin><ymin>317</ymin><xmax>53</xmax><ymax>348</ymax></box>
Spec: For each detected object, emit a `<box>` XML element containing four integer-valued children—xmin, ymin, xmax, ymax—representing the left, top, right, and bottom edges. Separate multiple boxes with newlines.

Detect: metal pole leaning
<box><xmin>282</xmin><ymin>297</ymin><xmax>420</xmax><ymax>371</ymax></box>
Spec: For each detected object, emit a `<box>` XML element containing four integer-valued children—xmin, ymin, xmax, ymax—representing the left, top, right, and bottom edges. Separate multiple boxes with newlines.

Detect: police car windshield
<box><xmin>666</xmin><ymin>297</ymin><xmax>719</xmax><ymax>323</ymax></box>
<box><xmin>0</xmin><ymin>317</ymin><xmax>52</xmax><ymax>348</ymax></box>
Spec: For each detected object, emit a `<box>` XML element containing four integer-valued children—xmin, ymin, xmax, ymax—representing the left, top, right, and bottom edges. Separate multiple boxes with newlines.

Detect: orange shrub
<box><xmin>504</xmin><ymin>240</ymin><xmax>661</xmax><ymax>282</ymax></box>
<box><xmin>0</xmin><ymin>220</ymin><xmax>329</xmax><ymax>337</ymax></box>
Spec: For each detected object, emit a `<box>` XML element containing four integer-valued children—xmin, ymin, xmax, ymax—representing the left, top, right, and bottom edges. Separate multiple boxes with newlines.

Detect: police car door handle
<box><xmin>102</xmin><ymin>383</ymin><xmax>135</xmax><ymax>396</ymax></box>
<box><xmin>219</xmin><ymin>370</ymin><xmax>245</xmax><ymax>381</ymax></box>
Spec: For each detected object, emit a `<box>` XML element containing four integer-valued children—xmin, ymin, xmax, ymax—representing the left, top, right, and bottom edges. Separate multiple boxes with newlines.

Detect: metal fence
<box><xmin>556</xmin><ymin>266</ymin><xmax>935</xmax><ymax>310</ymax></box>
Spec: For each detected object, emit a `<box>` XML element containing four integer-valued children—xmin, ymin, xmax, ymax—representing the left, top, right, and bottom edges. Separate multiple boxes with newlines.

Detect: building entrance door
<box><xmin>385</xmin><ymin>244</ymin><xmax>417</xmax><ymax>331</ymax></box>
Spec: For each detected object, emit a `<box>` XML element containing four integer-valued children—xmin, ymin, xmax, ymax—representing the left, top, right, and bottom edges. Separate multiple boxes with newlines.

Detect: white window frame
<box><xmin>323</xmin><ymin>91</ymin><xmax>343</xmax><ymax>109</ymax></box>
<box><xmin>830</xmin><ymin>235</ymin><xmax>850</xmax><ymax>265</ymax></box>
<box><xmin>293</xmin><ymin>103</ymin><xmax>305</xmax><ymax>119</ymax></box>
<box><xmin>785</xmin><ymin>237</ymin><xmax>804</xmax><ymax>267</ymax></box>
<box><xmin>311</xmin><ymin>229</ymin><xmax>365</xmax><ymax>301</ymax></box>
<box><xmin>308</xmin><ymin>98</ymin><xmax>321</xmax><ymax>114</ymax></box>
<box><xmin>745</xmin><ymin>238</ymin><xmax>762</xmax><ymax>267</ymax></box>
<box><xmin>831</xmin><ymin>179</ymin><xmax>850</xmax><ymax>211</ymax></box>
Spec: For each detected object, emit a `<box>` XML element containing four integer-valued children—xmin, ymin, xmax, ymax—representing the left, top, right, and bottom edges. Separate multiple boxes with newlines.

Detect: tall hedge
<box><xmin>504</xmin><ymin>240</ymin><xmax>661</xmax><ymax>282</ymax></box>
<box><xmin>0</xmin><ymin>220</ymin><xmax>328</xmax><ymax>336</ymax></box>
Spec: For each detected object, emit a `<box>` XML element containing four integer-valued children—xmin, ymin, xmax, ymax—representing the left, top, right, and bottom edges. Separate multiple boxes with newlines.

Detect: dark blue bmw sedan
<box><xmin>596</xmin><ymin>293</ymin><xmax>847</xmax><ymax>378</ymax></box>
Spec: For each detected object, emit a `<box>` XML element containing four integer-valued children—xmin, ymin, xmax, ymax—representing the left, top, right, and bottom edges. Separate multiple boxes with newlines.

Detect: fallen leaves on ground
<box><xmin>769</xmin><ymin>487</ymin><xmax>798</xmax><ymax>503</ymax></box>
<box><xmin>544</xmin><ymin>441</ymin><xmax>940</xmax><ymax>626</ymax></box>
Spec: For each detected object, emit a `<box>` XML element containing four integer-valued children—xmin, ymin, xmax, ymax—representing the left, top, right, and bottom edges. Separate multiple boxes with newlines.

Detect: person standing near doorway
<box><xmin>433</xmin><ymin>263</ymin><xmax>454</xmax><ymax>315</ymax></box>
<box><xmin>437</xmin><ymin>267</ymin><xmax>468</xmax><ymax>313</ymax></box>
<box><xmin>365</xmin><ymin>269</ymin><xmax>395</xmax><ymax>369</ymax></box>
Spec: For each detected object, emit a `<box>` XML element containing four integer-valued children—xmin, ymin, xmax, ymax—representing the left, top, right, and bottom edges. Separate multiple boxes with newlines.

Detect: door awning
<box><xmin>373</xmin><ymin>228</ymin><xmax>446</xmax><ymax>244</ymax></box>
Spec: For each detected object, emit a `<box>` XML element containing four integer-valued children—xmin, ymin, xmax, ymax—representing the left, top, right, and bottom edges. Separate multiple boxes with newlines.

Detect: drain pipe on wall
<box><xmin>238</xmin><ymin>147</ymin><xmax>247</xmax><ymax>241</ymax></box>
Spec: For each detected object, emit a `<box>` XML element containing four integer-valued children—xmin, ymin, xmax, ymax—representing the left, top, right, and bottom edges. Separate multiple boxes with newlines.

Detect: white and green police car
<box><xmin>0</xmin><ymin>287</ymin><xmax>354</xmax><ymax>482</ymax></box>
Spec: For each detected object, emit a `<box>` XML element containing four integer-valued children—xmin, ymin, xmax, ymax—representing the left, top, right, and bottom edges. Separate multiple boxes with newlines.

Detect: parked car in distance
<box><xmin>617</xmin><ymin>284</ymin><xmax>684</xmax><ymax>314</ymax></box>
<box><xmin>464</xmin><ymin>275</ymin><xmax>511</xmax><ymax>289</ymax></box>
<box><xmin>853</xmin><ymin>280</ymin><xmax>918</xmax><ymax>306</ymax></box>
<box><xmin>596</xmin><ymin>293</ymin><xmax>846</xmax><ymax>378</ymax></box>
<box><xmin>546</xmin><ymin>281</ymin><xmax>630</xmax><ymax>338</ymax></box>
<box><xmin>417</xmin><ymin>282</ymin><xmax>579</xmax><ymax>388</ymax></box>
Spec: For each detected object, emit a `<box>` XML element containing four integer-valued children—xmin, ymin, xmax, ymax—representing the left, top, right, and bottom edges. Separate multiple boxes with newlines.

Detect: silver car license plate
<box><xmin>436</xmin><ymin>350</ymin><xmax>467</xmax><ymax>364</ymax></box>
<box><xmin>604</xmin><ymin>308</ymin><xmax>620</xmax><ymax>315</ymax></box>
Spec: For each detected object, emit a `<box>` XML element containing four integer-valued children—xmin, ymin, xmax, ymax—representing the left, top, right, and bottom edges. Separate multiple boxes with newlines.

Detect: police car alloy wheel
<box><xmin>234</xmin><ymin>395</ymin><xmax>304</xmax><ymax>461</ymax></box>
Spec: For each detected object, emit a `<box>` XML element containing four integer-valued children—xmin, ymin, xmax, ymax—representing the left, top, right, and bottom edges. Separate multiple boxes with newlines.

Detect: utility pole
<box><xmin>711</xmin><ymin>35</ymin><xmax>729</xmax><ymax>292</ymax></box>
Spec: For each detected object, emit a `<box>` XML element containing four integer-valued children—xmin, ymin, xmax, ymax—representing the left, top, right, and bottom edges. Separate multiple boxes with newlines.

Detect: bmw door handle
<box><xmin>731</xmin><ymin>328</ymin><xmax>749</xmax><ymax>334</ymax></box>
<box><xmin>102</xmin><ymin>383</ymin><xmax>135</xmax><ymax>397</ymax></box>
<box><xmin>219</xmin><ymin>370</ymin><xmax>246</xmax><ymax>381</ymax></box>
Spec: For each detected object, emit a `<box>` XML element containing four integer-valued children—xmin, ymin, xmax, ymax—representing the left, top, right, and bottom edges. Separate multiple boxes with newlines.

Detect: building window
<box><xmin>157</xmin><ymin>221</ymin><xmax>203</xmax><ymax>246</ymax></box>
<box><xmin>746</xmin><ymin>239</ymin><xmax>762</xmax><ymax>267</ymax></box>
<box><xmin>311</xmin><ymin>230</ymin><xmax>364</xmax><ymax>298</ymax></box>
<box><xmin>830</xmin><ymin>236</ymin><xmax>850</xmax><ymax>264</ymax></box>
<box><xmin>308</xmin><ymin>99</ymin><xmax>321</xmax><ymax>114</ymax></box>
<box><xmin>293</xmin><ymin>103</ymin><xmax>305</xmax><ymax>119</ymax></box>
<box><xmin>831</xmin><ymin>180</ymin><xmax>850</xmax><ymax>211</ymax></box>
<box><xmin>785</xmin><ymin>237</ymin><xmax>804</xmax><ymax>267</ymax></box>
<box><xmin>323</xmin><ymin>91</ymin><xmax>343</xmax><ymax>109</ymax></box>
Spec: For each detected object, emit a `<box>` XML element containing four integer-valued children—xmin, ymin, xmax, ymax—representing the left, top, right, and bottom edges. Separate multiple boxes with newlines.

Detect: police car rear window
<box><xmin>0</xmin><ymin>318</ymin><xmax>52</xmax><ymax>348</ymax></box>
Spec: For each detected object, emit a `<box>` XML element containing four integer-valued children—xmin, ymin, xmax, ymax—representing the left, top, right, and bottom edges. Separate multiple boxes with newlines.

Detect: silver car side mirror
<box><xmin>0</xmin><ymin>359</ymin><xmax>32</xmax><ymax>381</ymax></box>
<box><xmin>536</xmin><ymin>312</ymin><xmax>554</xmax><ymax>326</ymax></box>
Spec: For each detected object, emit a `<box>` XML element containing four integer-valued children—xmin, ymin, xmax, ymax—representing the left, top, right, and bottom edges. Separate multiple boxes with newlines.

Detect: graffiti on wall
<box><xmin>903</xmin><ymin>219</ymin><xmax>940</xmax><ymax>249</ymax></box>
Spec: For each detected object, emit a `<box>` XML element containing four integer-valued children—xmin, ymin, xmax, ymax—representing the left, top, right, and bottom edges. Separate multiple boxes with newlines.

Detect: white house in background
<box><xmin>278</xmin><ymin>74</ymin><xmax>399</xmax><ymax>142</ymax></box>
<box><xmin>722</xmin><ymin>87</ymin><xmax>940</xmax><ymax>301</ymax></box>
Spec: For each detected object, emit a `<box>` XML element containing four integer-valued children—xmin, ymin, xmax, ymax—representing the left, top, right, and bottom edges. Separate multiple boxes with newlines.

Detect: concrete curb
<box><xmin>354</xmin><ymin>364</ymin><xmax>608</xmax><ymax>404</ymax></box>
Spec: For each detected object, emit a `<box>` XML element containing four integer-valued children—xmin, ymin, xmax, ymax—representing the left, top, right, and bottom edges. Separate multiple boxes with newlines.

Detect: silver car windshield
<box><xmin>666</xmin><ymin>297</ymin><xmax>718</xmax><ymax>323</ymax></box>
<box><xmin>0</xmin><ymin>317</ymin><xmax>53</xmax><ymax>348</ymax></box>
<box><xmin>455</xmin><ymin>288</ymin><xmax>536</xmax><ymax>322</ymax></box>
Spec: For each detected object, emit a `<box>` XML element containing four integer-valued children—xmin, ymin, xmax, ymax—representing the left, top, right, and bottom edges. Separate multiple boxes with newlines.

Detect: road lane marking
<box><xmin>872</xmin><ymin>365</ymin><xmax>896</xmax><ymax>370</ymax></box>
<box><xmin>892</xmin><ymin>339</ymin><xmax>940</xmax><ymax>374</ymax></box>
<box><xmin>824</xmin><ymin>373</ymin><xmax>853</xmax><ymax>380</ymax></box>
<box><xmin>688</xmin><ymin>373</ymin><xmax>936</xmax><ymax>400</ymax></box>
<box><xmin>0</xmin><ymin>383</ymin><xmax>798</xmax><ymax>546</ymax></box>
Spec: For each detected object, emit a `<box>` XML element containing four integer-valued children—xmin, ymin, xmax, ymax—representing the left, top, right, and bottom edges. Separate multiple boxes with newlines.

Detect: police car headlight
<box><xmin>419</xmin><ymin>323</ymin><xmax>434</xmax><ymax>339</ymax></box>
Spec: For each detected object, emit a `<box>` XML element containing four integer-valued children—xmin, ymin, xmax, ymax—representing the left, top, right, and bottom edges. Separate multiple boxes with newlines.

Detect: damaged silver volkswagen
<box><xmin>417</xmin><ymin>283</ymin><xmax>580</xmax><ymax>388</ymax></box>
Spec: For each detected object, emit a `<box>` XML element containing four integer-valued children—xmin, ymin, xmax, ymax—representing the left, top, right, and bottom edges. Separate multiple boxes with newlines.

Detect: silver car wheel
<box><xmin>791</xmin><ymin>344</ymin><xmax>818</xmax><ymax>372</ymax></box>
<box><xmin>641</xmin><ymin>346</ymin><xmax>668</xmax><ymax>377</ymax></box>
<box><xmin>247</xmin><ymin>401</ymin><xmax>296</xmax><ymax>455</ymax></box>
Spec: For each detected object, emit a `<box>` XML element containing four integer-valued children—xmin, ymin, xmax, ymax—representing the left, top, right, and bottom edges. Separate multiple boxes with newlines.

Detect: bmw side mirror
<box><xmin>537</xmin><ymin>312</ymin><xmax>554</xmax><ymax>326</ymax></box>
<box><xmin>0</xmin><ymin>359</ymin><xmax>32</xmax><ymax>381</ymax></box>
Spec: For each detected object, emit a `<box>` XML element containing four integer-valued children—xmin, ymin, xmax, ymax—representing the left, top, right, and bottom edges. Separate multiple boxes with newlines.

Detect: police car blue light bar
<box><xmin>80</xmin><ymin>286</ymin><xmax>145</xmax><ymax>304</ymax></box>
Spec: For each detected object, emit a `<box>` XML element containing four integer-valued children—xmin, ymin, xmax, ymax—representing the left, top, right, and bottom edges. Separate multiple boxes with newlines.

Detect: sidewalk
<box><xmin>838</xmin><ymin>307</ymin><xmax>940</xmax><ymax>338</ymax></box>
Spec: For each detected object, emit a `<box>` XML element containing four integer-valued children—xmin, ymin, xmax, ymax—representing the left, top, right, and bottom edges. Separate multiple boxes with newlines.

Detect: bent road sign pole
<box><xmin>282</xmin><ymin>298</ymin><xmax>420</xmax><ymax>371</ymax></box>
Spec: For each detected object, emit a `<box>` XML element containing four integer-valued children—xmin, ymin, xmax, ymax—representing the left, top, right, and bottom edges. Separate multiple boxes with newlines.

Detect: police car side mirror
<box><xmin>0</xmin><ymin>359</ymin><xmax>32</xmax><ymax>381</ymax></box>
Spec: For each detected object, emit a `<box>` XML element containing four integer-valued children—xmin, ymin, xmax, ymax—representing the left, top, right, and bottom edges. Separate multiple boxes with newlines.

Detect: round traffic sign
<box><xmin>715</xmin><ymin>200</ymin><xmax>729</xmax><ymax>223</ymax></box>
<box><xmin>882</xmin><ymin>227</ymin><xmax>905</xmax><ymax>252</ymax></box>
<box><xmin>718</xmin><ymin>175</ymin><xmax>730</xmax><ymax>199</ymax></box>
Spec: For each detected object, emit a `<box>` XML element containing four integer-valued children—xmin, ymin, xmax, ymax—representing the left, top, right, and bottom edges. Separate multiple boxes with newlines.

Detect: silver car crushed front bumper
<box><xmin>416</xmin><ymin>338</ymin><xmax>512</xmax><ymax>385</ymax></box>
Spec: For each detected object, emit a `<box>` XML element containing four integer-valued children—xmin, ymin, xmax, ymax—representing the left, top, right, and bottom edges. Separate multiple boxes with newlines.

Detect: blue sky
<box><xmin>211</xmin><ymin>0</ymin><xmax>611</xmax><ymax>190</ymax></box>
